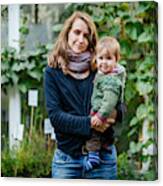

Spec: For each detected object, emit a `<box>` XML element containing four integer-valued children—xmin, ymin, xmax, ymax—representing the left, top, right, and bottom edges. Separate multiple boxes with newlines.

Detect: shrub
<box><xmin>1</xmin><ymin>129</ymin><xmax>55</xmax><ymax>177</ymax></box>
<box><xmin>117</xmin><ymin>152</ymin><xmax>157</xmax><ymax>180</ymax></box>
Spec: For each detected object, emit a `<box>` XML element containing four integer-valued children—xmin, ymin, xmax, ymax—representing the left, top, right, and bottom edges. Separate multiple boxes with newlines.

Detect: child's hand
<box><xmin>91</xmin><ymin>115</ymin><xmax>103</xmax><ymax>127</ymax></box>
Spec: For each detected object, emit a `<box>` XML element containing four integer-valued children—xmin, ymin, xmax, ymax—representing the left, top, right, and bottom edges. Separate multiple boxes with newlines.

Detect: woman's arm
<box><xmin>44</xmin><ymin>67</ymin><xmax>91</xmax><ymax>137</ymax></box>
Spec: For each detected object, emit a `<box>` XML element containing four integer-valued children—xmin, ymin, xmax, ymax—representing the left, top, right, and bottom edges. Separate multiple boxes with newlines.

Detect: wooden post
<box><xmin>28</xmin><ymin>90</ymin><xmax>38</xmax><ymax>136</ymax></box>
<box><xmin>29</xmin><ymin>106</ymin><xmax>34</xmax><ymax>136</ymax></box>
<box><xmin>8</xmin><ymin>5</ymin><xmax>21</xmax><ymax>149</ymax></box>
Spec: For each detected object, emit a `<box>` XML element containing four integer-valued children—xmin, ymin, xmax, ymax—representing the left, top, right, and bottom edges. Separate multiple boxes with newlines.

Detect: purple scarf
<box><xmin>67</xmin><ymin>50</ymin><xmax>92</xmax><ymax>73</ymax></box>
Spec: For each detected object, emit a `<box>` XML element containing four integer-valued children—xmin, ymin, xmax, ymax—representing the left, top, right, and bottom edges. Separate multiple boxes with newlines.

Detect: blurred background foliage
<box><xmin>1</xmin><ymin>2</ymin><xmax>157</xmax><ymax>180</ymax></box>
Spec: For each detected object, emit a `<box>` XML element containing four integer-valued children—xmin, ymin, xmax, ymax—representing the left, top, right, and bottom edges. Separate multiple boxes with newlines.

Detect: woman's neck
<box><xmin>67</xmin><ymin>69</ymin><xmax>90</xmax><ymax>80</ymax></box>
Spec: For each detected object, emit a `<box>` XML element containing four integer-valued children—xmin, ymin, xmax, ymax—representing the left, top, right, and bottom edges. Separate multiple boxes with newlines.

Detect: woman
<box><xmin>44</xmin><ymin>11</ymin><xmax>118</xmax><ymax>179</ymax></box>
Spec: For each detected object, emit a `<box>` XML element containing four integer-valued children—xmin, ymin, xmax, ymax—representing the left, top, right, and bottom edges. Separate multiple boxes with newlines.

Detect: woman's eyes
<box><xmin>84</xmin><ymin>34</ymin><xmax>89</xmax><ymax>39</ymax></box>
<box><xmin>74</xmin><ymin>30</ymin><xmax>81</xmax><ymax>35</ymax></box>
<box><xmin>74</xmin><ymin>30</ymin><xmax>80</xmax><ymax>35</ymax></box>
<box><xmin>73</xmin><ymin>30</ymin><xmax>89</xmax><ymax>38</ymax></box>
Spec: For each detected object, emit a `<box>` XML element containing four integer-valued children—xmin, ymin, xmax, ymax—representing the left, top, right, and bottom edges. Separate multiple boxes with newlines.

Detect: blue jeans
<box><xmin>52</xmin><ymin>144</ymin><xmax>117</xmax><ymax>179</ymax></box>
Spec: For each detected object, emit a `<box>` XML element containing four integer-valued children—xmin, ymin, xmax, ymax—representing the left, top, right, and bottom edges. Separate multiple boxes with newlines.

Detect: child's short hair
<box><xmin>96</xmin><ymin>36</ymin><xmax>120</xmax><ymax>61</ymax></box>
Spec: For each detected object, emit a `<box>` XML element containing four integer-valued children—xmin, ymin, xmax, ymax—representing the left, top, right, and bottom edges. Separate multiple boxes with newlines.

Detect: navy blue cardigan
<box><xmin>44</xmin><ymin>66</ymin><xmax>114</xmax><ymax>157</ymax></box>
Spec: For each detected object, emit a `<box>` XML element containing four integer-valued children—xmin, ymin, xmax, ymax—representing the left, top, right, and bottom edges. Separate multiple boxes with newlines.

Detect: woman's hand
<box><xmin>91</xmin><ymin>116</ymin><xmax>111</xmax><ymax>133</ymax></box>
<box><xmin>107</xmin><ymin>109</ymin><xmax>117</xmax><ymax>125</ymax></box>
<box><xmin>92</xmin><ymin>123</ymin><xmax>110</xmax><ymax>133</ymax></box>
<box><xmin>91</xmin><ymin>109</ymin><xmax>117</xmax><ymax>133</ymax></box>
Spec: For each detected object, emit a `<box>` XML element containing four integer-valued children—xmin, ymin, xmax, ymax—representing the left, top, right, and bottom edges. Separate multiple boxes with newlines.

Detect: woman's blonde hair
<box><xmin>96</xmin><ymin>36</ymin><xmax>121</xmax><ymax>62</ymax></box>
<box><xmin>48</xmin><ymin>11</ymin><xmax>98</xmax><ymax>73</ymax></box>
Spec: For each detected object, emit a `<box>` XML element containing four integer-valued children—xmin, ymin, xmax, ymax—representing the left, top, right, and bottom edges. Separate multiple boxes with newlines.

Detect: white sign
<box><xmin>16</xmin><ymin>124</ymin><xmax>24</xmax><ymax>141</ymax></box>
<box><xmin>28</xmin><ymin>90</ymin><xmax>38</xmax><ymax>107</ymax></box>
<box><xmin>44</xmin><ymin>118</ymin><xmax>52</xmax><ymax>134</ymax></box>
<box><xmin>51</xmin><ymin>130</ymin><xmax>56</xmax><ymax>140</ymax></box>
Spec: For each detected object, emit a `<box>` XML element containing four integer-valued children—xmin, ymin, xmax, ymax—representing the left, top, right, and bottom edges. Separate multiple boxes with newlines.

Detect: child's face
<box><xmin>96</xmin><ymin>52</ymin><xmax>117</xmax><ymax>74</ymax></box>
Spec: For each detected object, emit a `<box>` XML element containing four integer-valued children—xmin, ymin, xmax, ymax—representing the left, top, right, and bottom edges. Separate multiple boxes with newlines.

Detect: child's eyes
<box><xmin>98</xmin><ymin>56</ymin><xmax>112</xmax><ymax>60</ymax></box>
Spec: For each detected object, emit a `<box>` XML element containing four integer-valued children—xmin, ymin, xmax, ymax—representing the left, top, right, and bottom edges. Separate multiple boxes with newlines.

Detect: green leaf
<box><xmin>120</xmin><ymin>39</ymin><xmax>132</xmax><ymax>56</ymax></box>
<box><xmin>25</xmin><ymin>62</ymin><xmax>36</xmax><ymax>70</ymax></box>
<box><xmin>141</xmin><ymin>155</ymin><xmax>151</xmax><ymax>163</ymax></box>
<box><xmin>1</xmin><ymin>75</ymin><xmax>9</xmax><ymax>84</ymax></box>
<box><xmin>136</xmin><ymin>104</ymin><xmax>148</xmax><ymax>120</ymax></box>
<box><xmin>12</xmin><ymin>63</ymin><xmax>26</xmax><ymax>72</ymax></box>
<box><xmin>125</xmin><ymin>23</ymin><xmax>137</xmax><ymax>40</ymax></box>
<box><xmin>148</xmin><ymin>113</ymin><xmax>154</xmax><ymax>122</ymax></box>
<box><xmin>125</xmin><ymin>82</ymin><xmax>136</xmax><ymax>102</ymax></box>
<box><xmin>28</xmin><ymin>70</ymin><xmax>42</xmax><ymax>81</ymax></box>
<box><xmin>138</xmin><ymin>32</ymin><xmax>152</xmax><ymax>43</ymax></box>
<box><xmin>129</xmin><ymin>141</ymin><xmax>137</xmax><ymax>154</ymax></box>
<box><xmin>136</xmin><ymin>82</ymin><xmax>153</xmax><ymax>95</ymax></box>
<box><xmin>142</xmin><ymin>139</ymin><xmax>154</xmax><ymax>149</ymax></box>
<box><xmin>120</xmin><ymin>3</ymin><xmax>129</xmax><ymax>11</ymax></box>
<box><xmin>109</xmin><ymin>24</ymin><xmax>121</xmax><ymax>36</ymax></box>
<box><xmin>136</xmin><ymin>2</ymin><xmax>151</xmax><ymax>15</ymax></box>
<box><xmin>129</xmin><ymin>141</ymin><xmax>143</xmax><ymax>154</ymax></box>
<box><xmin>119</xmin><ymin>60</ymin><xmax>127</xmax><ymax>66</ymax></box>
<box><xmin>128</xmin><ymin>127</ymin><xmax>137</xmax><ymax>137</ymax></box>
<box><xmin>1</xmin><ymin>62</ymin><xmax>9</xmax><ymax>71</ymax></box>
<box><xmin>129</xmin><ymin>117</ymin><xmax>139</xmax><ymax>127</ymax></box>
<box><xmin>92</xmin><ymin>15</ymin><xmax>105</xmax><ymax>25</ymax></box>
<box><xmin>137</xmin><ymin>56</ymin><xmax>154</xmax><ymax>72</ymax></box>
<box><xmin>19</xmin><ymin>27</ymin><xmax>29</xmax><ymax>35</ymax></box>
<box><xmin>137</xmin><ymin>142</ymin><xmax>143</xmax><ymax>152</ymax></box>
<box><xmin>18</xmin><ymin>84</ymin><xmax>27</xmax><ymax>93</ymax></box>
<box><xmin>11</xmin><ymin>72</ymin><xmax>19</xmax><ymax>84</ymax></box>
<box><xmin>117</xmin><ymin>10</ymin><xmax>130</xmax><ymax>19</ymax></box>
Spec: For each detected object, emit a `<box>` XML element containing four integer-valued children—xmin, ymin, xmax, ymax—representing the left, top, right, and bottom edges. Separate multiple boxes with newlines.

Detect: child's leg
<box><xmin>84</xmin><ymin>151</ymin><xmax>100</xmax><ymax>171</ymax></box>
<box><xmin>84</xmin><ymin>130</ymin><xmax>101</xmax><ymax>171</ymax></box>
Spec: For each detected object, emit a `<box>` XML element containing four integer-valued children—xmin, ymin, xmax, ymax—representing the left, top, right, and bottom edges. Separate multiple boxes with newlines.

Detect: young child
<box><xmin>84</xmin><ymin>36</ymin><xmax>126</xmax><ymax>171</ymax></box>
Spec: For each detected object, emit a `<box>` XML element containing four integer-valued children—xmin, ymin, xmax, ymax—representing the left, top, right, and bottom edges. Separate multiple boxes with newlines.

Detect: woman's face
<box><xmin>68</xmin><ymin>18</ymin><xmax>89</xmax><ymax>54</ymax></box>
